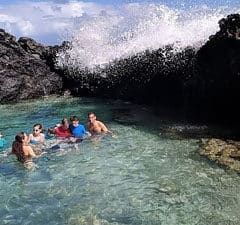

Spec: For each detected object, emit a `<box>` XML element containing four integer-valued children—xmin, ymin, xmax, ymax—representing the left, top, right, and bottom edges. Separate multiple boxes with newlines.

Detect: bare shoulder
<box><xmin>97</xmin><ymin>120</ymin><xmax>106</xmax><ymax>126</ymax></box>
<box><xmin>97</xmin><ymin>120</ymin><xmax>107</xmax><ymax>128</ymax></box>
<box><xmin>23</xmin><ymin>145</ymin><xmax>32</xmax><ymax>152</ymax></box>
<box><xmin>23</xmin><ymin>145</ymin><xmax>36</xmax><ymax>157</ymax></box>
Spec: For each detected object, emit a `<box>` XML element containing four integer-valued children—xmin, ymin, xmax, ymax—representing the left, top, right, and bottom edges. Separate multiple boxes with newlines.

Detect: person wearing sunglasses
<box><xmin>28</xmin><ymin>123</ymin><xmax>45</xmax><ymax>145</ymax></box>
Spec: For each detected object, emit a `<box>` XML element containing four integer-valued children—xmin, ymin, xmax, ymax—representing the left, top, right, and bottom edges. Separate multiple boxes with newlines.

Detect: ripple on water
<box><xmin>0</xmin><ymin>97</ymin><xmax>240</xmax><ymax>225</ymax></box>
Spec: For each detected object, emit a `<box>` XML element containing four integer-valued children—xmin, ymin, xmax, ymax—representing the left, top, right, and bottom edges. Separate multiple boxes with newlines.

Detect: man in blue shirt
<box><xmin>69</xmin><ymin>116</ymin><xmax>86</xmax><ymax>140</ymax></box>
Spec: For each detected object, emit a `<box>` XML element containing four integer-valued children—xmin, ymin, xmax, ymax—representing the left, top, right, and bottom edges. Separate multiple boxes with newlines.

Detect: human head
<box><xmin>61</xmin><ymin>118</ymin><xmax>69</xmax><ymax>129</ymax></box>
<box><xmin>14</xmin><ymin>132</ymin><xmax>27</xmax><ymax>143</ymax></box>
<box><xmin>70</xmin><ymin>116</ymin><xmax>79</xmax><ymax>127</ymax></box>
<box><xmin>33</xmin><ymin>123</ymin><xmax>43</xmax><ymax>135</ymax></box>
<box><xmin>88</xmin><ymin>112</ymin><xmax>96</xmax><ymax>123</ymax></box>
<box><xmin>12</xmin><ymin>132</ymin><xmax>28</xmax><ymax>162</ymax></box>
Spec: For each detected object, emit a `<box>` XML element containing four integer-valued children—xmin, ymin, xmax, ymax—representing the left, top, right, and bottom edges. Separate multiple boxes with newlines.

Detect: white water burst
<box><xmin>56</xmin><ymin>3</ymin><xmax>239</xmax><ymax>71</ymax></box>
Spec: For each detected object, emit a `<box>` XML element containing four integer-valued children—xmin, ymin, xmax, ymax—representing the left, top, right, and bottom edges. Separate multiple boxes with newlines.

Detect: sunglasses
<box><xmin>33</xmin><ymin>129</ymin><xmax>39</xmax><ymax>132</ymax></box>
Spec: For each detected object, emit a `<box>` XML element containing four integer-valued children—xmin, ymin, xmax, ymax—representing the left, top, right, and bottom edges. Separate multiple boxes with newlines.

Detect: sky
<box><xmin>1</xmin><ymin>0</ymin><xmax>239</xmax><ymax>6</ymax></box>
<box><xmin>0</xmin><ymin>0</ymin><xmax>239</xmax><ymax>45</ymax></box>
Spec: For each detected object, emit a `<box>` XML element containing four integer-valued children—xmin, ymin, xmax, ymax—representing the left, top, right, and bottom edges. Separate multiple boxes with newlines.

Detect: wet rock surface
<box><xmin>0</xmin><ymin>14</ymin><xmax>240</xmax><ymax>132</ymax></box>
<box><xmin>0</xmin><ymin>29</ymin><xmax>62</xmax><ymax>103</ymax></box>
<box><xmin>199</xmin><ymin>138</ymin><xmax>240</xmax><ymax>172</ymax></box>
<box><xmin>58</xmin><ymin>14</ymin><xmax>240</xmax><ymax>128</ymax></box>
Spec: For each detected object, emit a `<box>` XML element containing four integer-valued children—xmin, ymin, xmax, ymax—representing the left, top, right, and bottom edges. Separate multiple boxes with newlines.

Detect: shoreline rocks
<box><xmin>0</xmin><ymin>29</ymin><xmax>63</xmax><ymax>103</ymax></box>
<box><xmin>0</xmin><ymin>14</ymin><xmax>240</xmax><ymax>132</ymax></box>
<box><xmin>199</xmin><ymin>138</ymin><xmax>240</xmax><ymax>172</ymax></box>
<box><xmin>57</xmin><ymin>14</ymin><xmax>240</xmax><ymax>128</ymax></box>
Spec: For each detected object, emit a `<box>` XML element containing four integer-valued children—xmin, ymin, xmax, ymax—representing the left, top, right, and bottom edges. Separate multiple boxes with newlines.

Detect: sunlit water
<box><xmin>0</xmin><ymin>97</ymin><xmax>240</xmax><ymax>225</ymax></box>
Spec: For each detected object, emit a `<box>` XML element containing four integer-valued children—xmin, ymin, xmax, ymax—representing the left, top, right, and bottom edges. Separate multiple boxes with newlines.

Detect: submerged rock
<box><xmin>0</xmin><ymin>29</ymin><xmax>62</xmax><ymax>103</ymax></box>
<box><xmin>199</xmin><ymin>138</ymin><xmax>240</xmax><ymax>172</ymax></box>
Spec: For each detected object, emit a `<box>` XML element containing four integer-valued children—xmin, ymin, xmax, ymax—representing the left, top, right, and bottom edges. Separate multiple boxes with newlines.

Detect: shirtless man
<box><xmin>87</xmin><ymin>112</ymin><xmax>112</xmax><ymax>135</ymax></box>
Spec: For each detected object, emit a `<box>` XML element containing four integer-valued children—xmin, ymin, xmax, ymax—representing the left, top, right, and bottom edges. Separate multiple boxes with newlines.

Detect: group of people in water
<box><xmin>3</xmin><ymin>112</ymin><xmax>112</xmax><ymax>168</ymax></box>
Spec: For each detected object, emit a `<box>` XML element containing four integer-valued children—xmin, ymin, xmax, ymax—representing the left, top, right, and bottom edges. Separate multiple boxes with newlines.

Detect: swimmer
<box><xmin>28</xmin><ymin>123</ymin><xmax>45</xmax><ymax>144</ymax></box>
<box><xmin>87</xmin><ymin>112</ymin><xmax>112</xmax><ymax>136</ymax></box>
<box><xmin>69</xmin><ymin>116</ymin><xmax>86</xmax><ymax>140</ymax></box>
<box><xmin>55</xmin><ymin>118</ymin><xmax>72</xmax><ymax>139</ymax></box>
<box><xmin>12</xmin><ymin>132</ymin><xmax>39</xmax><ymax>169</ymax></box>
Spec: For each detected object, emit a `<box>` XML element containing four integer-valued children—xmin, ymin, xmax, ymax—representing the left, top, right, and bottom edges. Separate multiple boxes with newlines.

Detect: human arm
<box><xmin>99</xmin><ymin>122</ymin><xmax>113</xmax><ymax>134</ymax></box>
<box><xmin>82</xmin><ymin>125</ymin><xmax>86</xmax><ymax>134</ymax></box>
<box><xmin>40</xmin><ymin>133</ymin><xmax>45</xmax><ymax>142</ymax></box>
<box><xmin>27</xmin><ymin>134</ymin><xmax>33</xmax><ymax>144</ymax></box>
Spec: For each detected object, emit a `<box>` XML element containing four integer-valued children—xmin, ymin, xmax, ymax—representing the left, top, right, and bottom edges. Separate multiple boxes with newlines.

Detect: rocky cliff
<box><xmin>0</xmin><ymin>14</ymin><xmax>240</xmax><ymax>130</ymax></box>
<box><xmin>0</xmin><ymin>29</ymin><xmax>62</xmax><ymax>103</ymax></box>
<box><xmin>58</xmin><ymin>14</ymin><xmax>240</xmax><ymax>127</ymax></box>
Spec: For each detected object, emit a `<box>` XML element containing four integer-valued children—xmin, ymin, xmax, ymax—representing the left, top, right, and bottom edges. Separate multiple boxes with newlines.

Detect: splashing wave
<box><xmin>56</xmin><ymin>3</ymin><xmax>239</xmax><ymax>70</ymax></box>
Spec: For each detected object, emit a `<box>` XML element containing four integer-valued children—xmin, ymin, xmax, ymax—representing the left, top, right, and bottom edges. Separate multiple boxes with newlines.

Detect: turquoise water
<box><xmin>0</xmin><ymin>97</ymin><xmax>240</xmax><ymax>225</ymax></box>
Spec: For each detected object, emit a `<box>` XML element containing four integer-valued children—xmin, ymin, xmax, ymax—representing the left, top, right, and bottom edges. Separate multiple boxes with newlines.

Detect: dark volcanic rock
<box><xmin>190</xmin><ymin>14</ymin><xmax>240</xmax><ymax>124</ymax></box>
<box><xmin>58</xmin><ymin>14</ymin><xmax>240</xmax><ymax>129</ymax></box>
<box><xmin>1</xmin><ymin>13</ymin><xmax>240</xmax><ymax>132</ymax></box>
<box><xmin>60</xmin><ymin>45</ymin><xmax>196</xmax><ymax>108</ymax></box>
<box><xmin>18</xmin><ymin>37</ymin><xmax>49</xmax><ymax>60</ymax></box>
<box><xmin>0</xmin><ymin>29</ymin><xmax>62</xmax><ymax>103</ymax></box>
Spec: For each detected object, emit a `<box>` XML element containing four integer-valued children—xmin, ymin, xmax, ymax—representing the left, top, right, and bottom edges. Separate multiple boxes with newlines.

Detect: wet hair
<box><xmin>33</xmin><ymin>123</ymin><xmax>45</xmax><ymax>133</ymax></box>
<box><xmin>70</xmin><ymin>116</ymin><xmax>79</xmax><ymax>122</ymax></box>
<box><xmin>61</xmin><ymin>118</ymin><xmax>69</xmax><ymax>125</ymax></box>
<box><xmin>88</xmin><ymin>112</ymin><xmax>96</xmax><ymax>117</ymax></box>
<box><xmin>12</xmin><ymin>132</ymin><xmax>26</xmax><ymax>163</ymax></box>
<box><xmin>33</xmin><ymin>123</ymin><xmax>42</xmax><ymax>129</ymax></box>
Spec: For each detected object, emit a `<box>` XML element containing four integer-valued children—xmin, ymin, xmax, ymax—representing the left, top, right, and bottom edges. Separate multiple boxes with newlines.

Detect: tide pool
<box><xmin>0</xmin><ymin>97</ymin><xmax>239</xmax><ymax>225</ymax></box>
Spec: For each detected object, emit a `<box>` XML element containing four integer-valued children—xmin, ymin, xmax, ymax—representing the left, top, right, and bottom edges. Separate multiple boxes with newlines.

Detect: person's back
<box><xmin>12</xmin><ymin>132</ymin><xmax>36</xmax><ymax>164</ymax></box>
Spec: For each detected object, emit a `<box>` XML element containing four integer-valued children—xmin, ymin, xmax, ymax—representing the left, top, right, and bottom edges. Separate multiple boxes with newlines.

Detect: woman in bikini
<box><xmin>12</xmin><ymin>132</ymin><xmax>37</xmax><ymax>169</ymax></box>
<box><xmin>28</xmin><ymin>123</ymin><xmax>45</xmax><ymax>144</ymax></box>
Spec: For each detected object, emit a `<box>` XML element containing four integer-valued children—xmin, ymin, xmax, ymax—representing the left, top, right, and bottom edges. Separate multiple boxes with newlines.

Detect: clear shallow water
<box><xmin>0</xmin><ymin>97</ymin><xmax>240</xmax><ymax>225</ymax></box>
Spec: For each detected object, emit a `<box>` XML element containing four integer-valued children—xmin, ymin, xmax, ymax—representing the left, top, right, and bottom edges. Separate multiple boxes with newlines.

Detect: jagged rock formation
<box><xmin>191</xmin><ymin>14</ymin><xmax>240</xmax><ymax>124</ymax></box>
<box><xmin>58</xmin><ymin>14</ymin><xmax>240</xmax><ymax>128</ymax></box>
<box><xmin>0</xmin><ymin>14</ymin><xmax>239</xmax><ymax>131</ymax></box>
<box><xmin>0</xmin><ymin>29</ymin><xmax>63</xmax><ymax>103</ymax></box>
